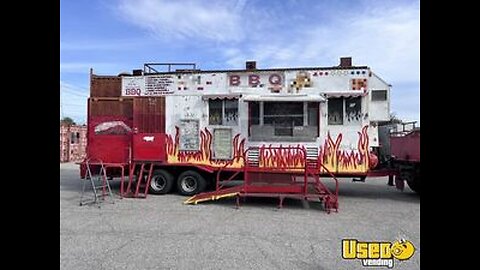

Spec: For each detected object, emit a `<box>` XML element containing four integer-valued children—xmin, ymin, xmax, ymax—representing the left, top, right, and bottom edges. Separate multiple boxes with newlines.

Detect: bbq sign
<box><xmin>228</xmin><ymin>72</ymin><xmax>283</xmax><ymax>88</ymax></box>
<box><xmin>342</xmin><ymin>239</ymin><xmax>415</xmax><ymax>268</ymax></box>
<box><xmin>122</xmin><ymin>77</ymin><xmax>145</xmax><ymax>96</ymax></box>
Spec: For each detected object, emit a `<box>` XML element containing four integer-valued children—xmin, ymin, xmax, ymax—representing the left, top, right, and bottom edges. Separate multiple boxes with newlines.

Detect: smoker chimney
<box><xmin>132</xmin><ymin>69</ymin><xmax>143</xmax><ymax>76</ymax></box>
<box><xmin>339</xmin><ymin>57</ymin><xmax>352</xmax><ymax>67</ymax></box>
<box><xmin>246</xmin><ymin>61</ymin><xmax>256</xmax><ymax>70</ymax></box>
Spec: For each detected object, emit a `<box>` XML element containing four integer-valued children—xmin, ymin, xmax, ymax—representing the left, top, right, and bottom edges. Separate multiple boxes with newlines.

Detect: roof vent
<box><xmin>132</xmin><ymin>69</ymin><xmax>143</xmax><ymax>76</ymax></box>
<box><xmin>246</xmin><ymin>61</ymin><xmax>256</xmax><ymax>70</ymax></box>
<box><xmin>339</xmin><ymin>57</ymin><xmax>352</xmax><ymax>67</ymax></box>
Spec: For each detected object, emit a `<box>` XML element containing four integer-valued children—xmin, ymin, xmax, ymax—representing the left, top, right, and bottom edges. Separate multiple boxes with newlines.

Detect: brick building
<box><xmin>60</xmin><ymin>124</ymin><xmax>87</xmax><ymax>162</ymax></box>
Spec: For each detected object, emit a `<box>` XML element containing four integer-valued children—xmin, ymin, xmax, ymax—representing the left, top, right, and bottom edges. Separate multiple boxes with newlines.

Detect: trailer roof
<box><xmin>142</xmin><ymin>65</ymin><xmax>370</xmax><ymax>76</ymax></box>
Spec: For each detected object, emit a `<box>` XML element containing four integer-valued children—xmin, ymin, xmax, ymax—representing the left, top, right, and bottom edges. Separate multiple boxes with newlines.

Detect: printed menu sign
<box><xmin>144</xmin><ymin>75</ymin><xmax>175</xmax><ymax>96</ymax></box>
<box><xmin>179</xmin><ymin>119</ymin><xmax>199</xmax><ymax>151</ymax></box>
<box><xmin>213</xmin><ymin>129</ymin><xmax>232</xmax><ymax>159</ymax></box>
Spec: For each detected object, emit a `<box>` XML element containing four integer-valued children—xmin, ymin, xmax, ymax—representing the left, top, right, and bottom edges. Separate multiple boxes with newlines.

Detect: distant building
<box><xmin>60</xmin><ymin>124</ymin><xmax>87</xmax><ymax>162</ymax></box>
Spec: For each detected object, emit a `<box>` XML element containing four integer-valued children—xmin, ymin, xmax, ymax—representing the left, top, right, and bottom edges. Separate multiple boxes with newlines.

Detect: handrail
<box><xmin>316</xmin><ymin>163</ymin><xmax>339</xmax><ymax>197</ymax></box>
<box><xmin>216</xmin><ymin>147</ymin><xmax>341</xmax><ymax>197</ymax></box>
<box><xmin>215</xmin><ymin>155</ymin><xmax>246</xmax><ymax>191</ymax></box>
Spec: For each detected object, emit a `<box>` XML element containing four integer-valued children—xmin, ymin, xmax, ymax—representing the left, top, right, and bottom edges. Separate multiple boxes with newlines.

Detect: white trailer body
<box><xmin>121</xmin><ymin>58</ymin><xmax>390</xmax><ymax>174</ymax></box>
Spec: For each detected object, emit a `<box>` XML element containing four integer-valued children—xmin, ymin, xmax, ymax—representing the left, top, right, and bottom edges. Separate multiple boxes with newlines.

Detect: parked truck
<box><xmin>389</xmin><ymin>122</ymin><xmax>420</xmax><ymax>193</ymax></box>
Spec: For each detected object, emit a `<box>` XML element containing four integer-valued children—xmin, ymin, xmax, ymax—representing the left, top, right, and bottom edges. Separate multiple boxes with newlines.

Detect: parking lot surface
<box><xmin>60</xmin><ymin>162</ymin><xmax>420</xmax><ymax>270</ymax></box>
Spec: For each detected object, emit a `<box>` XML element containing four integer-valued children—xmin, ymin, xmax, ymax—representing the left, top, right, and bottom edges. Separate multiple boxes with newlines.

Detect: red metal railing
<box><xmin>215</xmin><ymin>155</ymin><xmax>246</xmax><ymax>191</ymax></box>
<box><xmin>314</xmin><ymin>163</ymin><xmax>339</xmax><ymax>197</ymax></box>
<box><xmin>209</xmin><ymin>146</ymin><xmax>339</xmax><ymax>212</ymax></box>
<box><xmin>314</xmin><ymin>163</ymin><xmax>339</xmax><ymax>212</ymax></box>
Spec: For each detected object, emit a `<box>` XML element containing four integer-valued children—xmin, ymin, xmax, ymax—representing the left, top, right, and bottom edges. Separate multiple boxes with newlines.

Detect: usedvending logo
<box><xmin>342</xmin><ymin>239</ymin><xmax>415</xmax><ymax>268</ymax></box>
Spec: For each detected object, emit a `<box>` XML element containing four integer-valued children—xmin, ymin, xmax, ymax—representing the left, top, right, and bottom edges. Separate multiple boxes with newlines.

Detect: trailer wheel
<box><xmin>406</xmin><ymin>173</ymin><xmax>420</xmax><ymax>194</ymax></box>
<box><xmin>149</xmin><ymin>170</ymin><xmax>174</xmax><ymax>195</ymax></box>
<box><xmin>177</xmin><ymin>170</ymin><xmax>206</xmax><ymax>196</ymax></box>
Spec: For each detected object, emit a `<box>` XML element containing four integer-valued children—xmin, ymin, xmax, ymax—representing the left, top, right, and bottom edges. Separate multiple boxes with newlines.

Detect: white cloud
<box><xmin>227</xmin><ymin>2</ymin><xmax>419</xmax><ymax>81</ymax></box>
<box><xmin>113</xmin><ymin>0</ymin><xmax>419</xmax><ymax>121</ymax></box>
<box><xmin>116</xmin><ymin>0</ymin><xmax>245</xmax><ymax>42</ymax></box>
<box><xmin>219</xmin><ymin>1</ymin><xmax>420</xmax><ymax>121</ymax></box>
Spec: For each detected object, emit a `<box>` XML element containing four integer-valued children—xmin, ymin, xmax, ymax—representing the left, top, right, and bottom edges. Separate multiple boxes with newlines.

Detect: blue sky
<box><xmin>60</xmin><ymin>0</ymin><xmax>419</xmax><ymax>125</ymax></box>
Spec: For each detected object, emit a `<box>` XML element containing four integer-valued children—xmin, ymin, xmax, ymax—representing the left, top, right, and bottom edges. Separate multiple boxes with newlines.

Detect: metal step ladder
<box><xmin>79</xmin><ymin>158</ymin><xmax>115</xmax><ymax>206</ymax></box>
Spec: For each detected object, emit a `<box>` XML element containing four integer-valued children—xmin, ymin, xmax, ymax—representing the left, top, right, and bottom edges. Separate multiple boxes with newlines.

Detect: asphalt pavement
<box><xmin>60</xmin><ymin>162</ymin><xmax>420</xmax><ymax>270</ymax></box>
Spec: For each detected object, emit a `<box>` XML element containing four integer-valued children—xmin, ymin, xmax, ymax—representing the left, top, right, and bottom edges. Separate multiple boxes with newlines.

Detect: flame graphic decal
<box><xmin>165</xmin><ymin>125</ymin><xmax>372</xmax><ymax>173</ymax></box>
<box><xmin>166</xmin><ymin>127</ymin><xmax>245</xmax><ymax>168</ymax></box>
<box><xmin>320</xmin><ymin>125</ymin><xmax>370</xmax><ymax>173</ymax></box>
<box><xmin>259</xmin><ymin>145</ymin><xmax>306</xmax><ymax>169</ymax></box>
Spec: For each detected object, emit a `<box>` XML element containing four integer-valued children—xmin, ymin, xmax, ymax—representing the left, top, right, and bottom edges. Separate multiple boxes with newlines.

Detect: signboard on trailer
<box><xmin>179</xmin><ymin>119</ymin><xmax>200</xmax><ymax>151</ymax></box>
<box><xmin>144</xmin><ymin>75</ymin><xmax>175</xmax><ymax>95</ymax></box>
<box><xmin>228</xmin><ymin>72</ymin><xmax>284</xmax><ymax>93</ymax></box>
<box><xmin>122</xmin><ymin>75</ymin><xmax>175</xmax><ymax>96</ymax></box>
<box><xmin>213</xmin><ymin>128</ymin><xmax>232</xmax><ymax>159</ymax></box>
<box><xmin>122</xmin><ymin>77</ymin><xmax>145</xmax><ymax>96</ymax></box>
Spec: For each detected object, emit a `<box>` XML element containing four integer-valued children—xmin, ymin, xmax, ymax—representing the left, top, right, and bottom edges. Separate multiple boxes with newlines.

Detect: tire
<box><xmin>406</xmin><ymin>173</ymin><xmax>420</xmax><ymax>194</ymax></box>
<box><xmin>177</xmin><ymin>170</ymin><xmax>207</xmax><ymax>196</ymax></box>
<box><xmin>149</xmin><ymin>169</ymin><xmax>174</xmax><ymax>195</ymax></box>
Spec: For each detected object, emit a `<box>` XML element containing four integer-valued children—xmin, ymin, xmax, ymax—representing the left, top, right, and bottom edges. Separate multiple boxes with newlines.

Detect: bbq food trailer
<box><xmin>80</xmin><ymin>57</ymin><xmax>391</xmax><ymax>212</ymax></box>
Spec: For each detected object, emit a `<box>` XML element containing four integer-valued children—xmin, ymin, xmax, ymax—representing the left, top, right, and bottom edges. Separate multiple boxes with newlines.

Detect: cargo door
<box><xmin>132</xmin><ymin>97</ymin><xmax>166</xmax><ymax>161</ymax></box>
<box><xmin>88</xmin><ymin>98</ymin><xmax>133</xmax><ymax>163</ymax></box>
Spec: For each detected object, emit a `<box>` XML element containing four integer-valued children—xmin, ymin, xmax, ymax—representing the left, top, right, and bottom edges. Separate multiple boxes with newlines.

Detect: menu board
<box><xmin>144</xmin><ymin>75</ymin><xmax>175</xmax><ymax>96</ymax></box>
<box><xmin>213</xmin><ymin>128</ymin><xmax>232</xmax><ymax>159</ymax></box>
<box><xmin>179</xmin><ymin>119</ymin><xmax>199</xmax><ymax>151</ymax></box>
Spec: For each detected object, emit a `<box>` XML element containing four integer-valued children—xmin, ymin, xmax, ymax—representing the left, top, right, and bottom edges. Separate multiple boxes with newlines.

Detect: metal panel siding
<box><xmin>133</xmin><ymin>97</ymin><xmax>165</xmax><ymax>133</ymax></box>
<box><xmin>132</xmin><ymin>133</ymin><xmax>166</xmax><ymax>161</ymax></box>
<box><xmin>390</xmin><ymin>131</ymin><xmax>420</xmax><ymax>162</ymax></box>
<box><xmin>89</xmin><ymin>98</ymin><xmax>133</xmax><ymax>118</ymax></box>
<box><xmin>90</xmin><ymin>76</ymin><xmax>122</xmax><ymax>97</ymax></box>
<box><xmin>132</xmin><ymin>97</ymin><xmax>166</xmax><ymax>161</ymax></box>
<box><xmin>88</xmin><ymin>135</ymin><xmax>131</xmax><ymax>163</ymax></box>
<box><xmin>87</xmin><ymin>116</ymin><xmax>132</xmax><ymax>163</ymax></box>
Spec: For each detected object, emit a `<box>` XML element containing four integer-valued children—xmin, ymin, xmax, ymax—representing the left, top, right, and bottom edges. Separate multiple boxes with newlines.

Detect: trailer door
<box><xmin>132</xmin><ymin>97</ymin><xmax>166</xmax><ymax>161</ymax></box>
<box><xmin>88</xmin><ymin>98</ymin><xmax>133</xmax><ymax>164</ymax></box>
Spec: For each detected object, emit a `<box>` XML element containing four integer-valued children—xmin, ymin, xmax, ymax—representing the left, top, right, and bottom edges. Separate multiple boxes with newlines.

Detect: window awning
<box><xmin>243</xmin><ymin>94</ymin><xmax>325</xmax><ymax>102</ymax></box>
<box><xmin>322</xmin><ymin>91</ymin><xmax>366</xmax><ymax>97</ymax></box>
<box><xmin>202</xmin><ymin>94</ymin><xmax>241</xmax><ymax>100</ymax></box>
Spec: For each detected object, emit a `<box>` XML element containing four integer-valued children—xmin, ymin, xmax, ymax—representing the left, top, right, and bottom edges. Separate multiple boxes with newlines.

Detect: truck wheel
<box><xmin>406</xmin><ymin>173</ymin><xmax>420</xmax><ymax>194</ymax></box>
<box><xmin>177</xmin><ymin>170</ymin><xmax>206</xmax><ymax>196</ymax></box>
<box><xmin>149</xmin><ymin>170</ymin><xmax>174</xmax><ymax>195</ymax></box>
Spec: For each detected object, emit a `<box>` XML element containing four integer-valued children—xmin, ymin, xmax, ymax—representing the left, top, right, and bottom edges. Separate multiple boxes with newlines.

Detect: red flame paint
<box><xmin>320</xmin><ymin>125</ymin><xmax>370</xmax><ymax>173</ymax></box>
<box><xmin>166</xmin><ymin>127</ymin><xmax>245</xmax><ymax>167</ymax></box>
<box><xmin>166</xmin><ymin>125</ymin><xmax>371</xmax><ymax>173</ymax></box>
<box><xmin>259</xmin><ymin>145</ymin><xmax>306</xmax><ymax>169</ymax></box>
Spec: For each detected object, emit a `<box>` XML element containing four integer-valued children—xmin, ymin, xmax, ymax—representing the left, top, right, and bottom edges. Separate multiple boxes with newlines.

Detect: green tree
<box><xmin>388</xmin><ymin>113</ymin><xmax>402</xmax><ymax>124</ymax></box>
<box><xmin>60</xmin><ymin>117</ymin><xmax>76</xmax><ymax>126</ymax></box>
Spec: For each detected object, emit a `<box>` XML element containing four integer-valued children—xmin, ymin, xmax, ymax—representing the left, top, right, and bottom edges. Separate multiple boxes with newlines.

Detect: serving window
<box><xmin>249</xmin><ymin>101</ymin><xmax>319</xmax><ymax>142</ymax></box>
